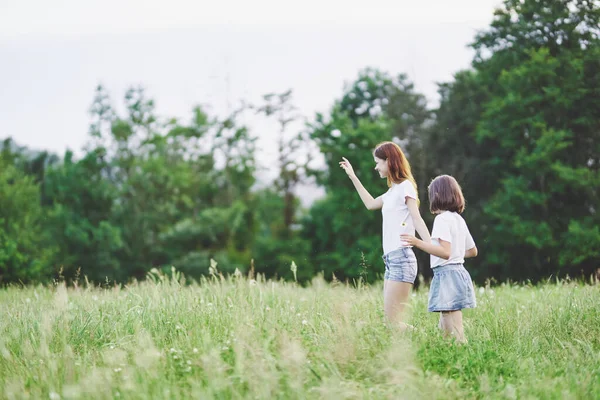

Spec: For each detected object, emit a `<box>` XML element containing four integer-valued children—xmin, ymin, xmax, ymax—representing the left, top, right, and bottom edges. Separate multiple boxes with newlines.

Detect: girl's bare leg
<box><xmin>441</xmin><ymin>311</ymin><xmax>466</xmax><ymax>343</ymax></box>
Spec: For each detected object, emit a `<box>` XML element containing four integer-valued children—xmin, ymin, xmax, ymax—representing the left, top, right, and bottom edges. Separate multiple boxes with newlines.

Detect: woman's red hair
<box><xmin>373</xmin><ymin>141</ymin><xmax>418</xmax><ymax>198</ymax></box>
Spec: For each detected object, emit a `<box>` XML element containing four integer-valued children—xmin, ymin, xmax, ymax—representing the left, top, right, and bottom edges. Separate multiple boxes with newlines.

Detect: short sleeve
<box><xmin>465</xmin><ymin>226</ymin><xmax>476</xmax><ymax>250</ymax></box>
<box><xmin>402</xmin><ymin>181</ymin><xmax>418</xmax><ymax>203</ymax></box>
<box><xmin>432</xmin><ymin>216</ymin><xmax>452</xmax><ymax>243</ymax></box>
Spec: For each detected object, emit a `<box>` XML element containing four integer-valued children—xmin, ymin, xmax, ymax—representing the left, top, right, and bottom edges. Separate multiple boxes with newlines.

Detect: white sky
<box><xmin>0</xmin><ymin>0</ymin><xmax>502</xmax><ymax>201</ymax></box>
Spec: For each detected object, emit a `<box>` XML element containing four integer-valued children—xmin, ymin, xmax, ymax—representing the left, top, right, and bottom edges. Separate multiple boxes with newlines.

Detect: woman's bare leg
<box><xmin>383</xmin><ymin>280</ymin><xmax>413</xmax><ymax>331</ymax></box>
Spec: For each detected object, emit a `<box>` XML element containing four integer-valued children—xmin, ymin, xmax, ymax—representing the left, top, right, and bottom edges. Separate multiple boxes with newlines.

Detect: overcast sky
<box><xmin>0</xmin><ymin>0</ymin><xmax>502</xmax><ymax>199</ymax></box>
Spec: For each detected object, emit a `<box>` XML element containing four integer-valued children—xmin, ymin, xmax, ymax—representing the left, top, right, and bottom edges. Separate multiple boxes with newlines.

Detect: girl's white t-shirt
<box><xmin>430</xmin><ymin>211</ymin><xmax>476</xmax><ymax>268</ymax></box>
<box><xmin>380</xmin><ymin>180</ymin><xmax>418</xmax><ymax>255</ymax></box>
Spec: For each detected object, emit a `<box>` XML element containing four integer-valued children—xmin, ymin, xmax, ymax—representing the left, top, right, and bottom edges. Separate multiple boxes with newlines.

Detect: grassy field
<box><xmin>1</xmin><ymin>268</ymin><xmax>599</xmax><ymax>399</ymax></box>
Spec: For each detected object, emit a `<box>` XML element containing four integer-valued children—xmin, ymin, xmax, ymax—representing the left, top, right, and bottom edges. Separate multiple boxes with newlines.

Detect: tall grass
<box><xmin>1</xmin><ymin>268</ymin><xmax>598</xmax><ymax>399</ymax></box>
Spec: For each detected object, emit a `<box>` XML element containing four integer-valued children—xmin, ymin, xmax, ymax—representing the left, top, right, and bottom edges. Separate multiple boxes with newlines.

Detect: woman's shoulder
<box><xmin>388</xmin><ymin>180</ymin><xmax>412</xmax><ymax>197</ymax></box>
<box><xmin>392</xmin><ymin>179</ymin><xmax>416</xmax><ymax>193</ymax></box>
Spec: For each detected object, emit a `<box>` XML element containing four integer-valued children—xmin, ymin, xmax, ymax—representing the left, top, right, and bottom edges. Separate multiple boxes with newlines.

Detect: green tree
<box><xmin>304</xmin><ymin>69</ymin><xmax>432</xmax><ymax>282</ymax></box>
<box><xmin>160</xmin><ymin>108</ymin><xmax>260</xmax><ymax>278</ymax></box>
<box><xmin>0</xmin><ymin>157</ymin><xmax>55</xmax><ymax>283</ymax></box>
<box><xmin>43</xmin><ymin>149</ymin><xmax>123</xmax><ymax>283</ymax></box>
<box><xmin>249</xmin><ymin>90</ymin><xmax>313</xmax><ymax>280</ymax></box>
<box><xmin>431</xmin><ymin>0</ymin><xmax>600</xmax><ymax>281</ymax></box>
<box><xmin>305</xmin><ymin>113</ymin><xmax>391</xmax><ymax>281</ymax></box>
<box><xmin>85</xmin><ymin>86</ymin><xmax>219</xmax><ymax>279</ymax></box>
<box><xmin>426</xmin><ymin>70</ymin><xmax>494</xmax><ymax>281</ymax></box>
<box><xmin>254</xmin><ymin>90</ymin><xmax>309</xmax><ymax>235</ymax></box>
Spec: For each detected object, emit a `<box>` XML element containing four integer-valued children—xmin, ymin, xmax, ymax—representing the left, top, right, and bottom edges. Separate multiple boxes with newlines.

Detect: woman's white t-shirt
<box><xmin>380</xmin><ymin>180</ymin><xmax>418</xmax><ymax>255</ymax></box>
<box><xmin>430</xmin><ymin>211</ymin><xmax>476</xmax><ymax>268</ymax></box>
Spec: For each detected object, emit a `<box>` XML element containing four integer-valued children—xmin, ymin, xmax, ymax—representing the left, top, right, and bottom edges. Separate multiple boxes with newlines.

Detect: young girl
<box><xmin>401</xmin><ymin>175</ymin><xmax>478</xmax><ymax>343</ymax></box>
<box><xmin>339</xmin><ymin>141</ymin><xmax>430</xmax><ymax>330</ymax></box>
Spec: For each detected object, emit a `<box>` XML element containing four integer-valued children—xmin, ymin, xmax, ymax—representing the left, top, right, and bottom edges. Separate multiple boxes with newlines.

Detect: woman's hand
<box><xmin>339</xmin><ymin>157</ymin><xmax>356</xmax><ymax>179</ymax></box>
<box><xmin>402</xmin><ymin>234</ymin><xmax>451</xmax><ymax>259</ymax></box>
<box><xmin>400</xmin><ymin>234</ymin><xmax>420</xmax><ymax>247</ymax></box>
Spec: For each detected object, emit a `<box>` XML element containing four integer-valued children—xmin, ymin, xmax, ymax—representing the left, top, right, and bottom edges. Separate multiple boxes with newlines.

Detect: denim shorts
<box><xmin>382</xmin><ymin>247</ymin><xmax>418</xmax><ymax>284</ymax></box>
<box><xmin>428</xmin><ymin>264</ymin><xmax>476</xmax><ymax>312</ymax></box>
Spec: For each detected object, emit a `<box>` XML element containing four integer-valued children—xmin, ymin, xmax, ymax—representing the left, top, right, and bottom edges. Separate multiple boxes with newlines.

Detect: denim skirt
<box><xmin>428</xmin><ymin>263</ymin><xmax>476</xmax><ymax>312</ymax></box>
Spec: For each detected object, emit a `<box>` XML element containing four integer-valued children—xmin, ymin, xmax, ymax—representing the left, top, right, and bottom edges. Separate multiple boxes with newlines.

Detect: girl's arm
<box><xmin>401</xmin><ymin>235</ymin><xmax>451</xmax><ymax>259</ymax></box>
<box><xmin>406</xmin><ymin>198</ymin><xmax>431</xmax><ymax>242</ymax></box>
<box><xmin>465</xmin><ymin>228</ymin><xmax>477</xmax><ymax>258</ymax></box>
<box><xmin>465</xmin><ymin>246</ymin><xmax>478</xmax><ymax>258</ymax></box>
<box><xmin>339</xmin><ymin>157</ymin><xmax>383</xmax><ymax>210</ymax></box>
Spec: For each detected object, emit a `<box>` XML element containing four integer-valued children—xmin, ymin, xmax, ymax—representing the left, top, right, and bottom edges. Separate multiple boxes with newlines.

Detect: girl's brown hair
<box><xmin>428</xmin><ymin>175</ymin><xmax>465</xmax><ymax>214</ymax></box>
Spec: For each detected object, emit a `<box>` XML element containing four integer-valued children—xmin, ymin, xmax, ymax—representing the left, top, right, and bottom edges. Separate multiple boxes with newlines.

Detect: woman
<box><xmin>339</xmin><ymin>141</ymin><xmax>430</xmax><ymax>330</ymax></box>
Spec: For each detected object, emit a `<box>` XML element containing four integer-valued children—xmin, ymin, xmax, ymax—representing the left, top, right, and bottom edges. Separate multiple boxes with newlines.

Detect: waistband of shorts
<box><xmin>382</xmin><ymin>246</ymin><xmax>414</xmax><ymax>260</ymax></box>
<box><xmin>431</xmin><ymin>263</ymin><xmax>464</xmax><ymax>273</ymax></box>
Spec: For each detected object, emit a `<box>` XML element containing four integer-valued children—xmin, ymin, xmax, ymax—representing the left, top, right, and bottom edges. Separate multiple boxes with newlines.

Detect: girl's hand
<box><xmin>400</xmin><ymin>234</ymin><xmax>420</xmax><ymax>247</ymax></box>
<box><xmin>339</xmin><ymin>157</ymin><xmax>356</xmax><ymax>179</ymax></box>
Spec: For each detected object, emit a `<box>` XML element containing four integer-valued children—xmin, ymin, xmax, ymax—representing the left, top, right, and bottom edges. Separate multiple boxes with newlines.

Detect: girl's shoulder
<box><xmin>434</xmin><ymin>211</ymin><xmax>463</xmax><ymax>225</ymax></box>
<box><xmin>434</xmin><ymin>211</ymin><xmax>452</xmax><ymax>220</ymax></box>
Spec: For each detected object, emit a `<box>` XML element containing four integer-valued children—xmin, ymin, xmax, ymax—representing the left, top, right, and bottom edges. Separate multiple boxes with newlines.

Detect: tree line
<box><xmin>1</xmin><ymin>0</ymin><xmax>598</xmax><ymax>285</ymax></box>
